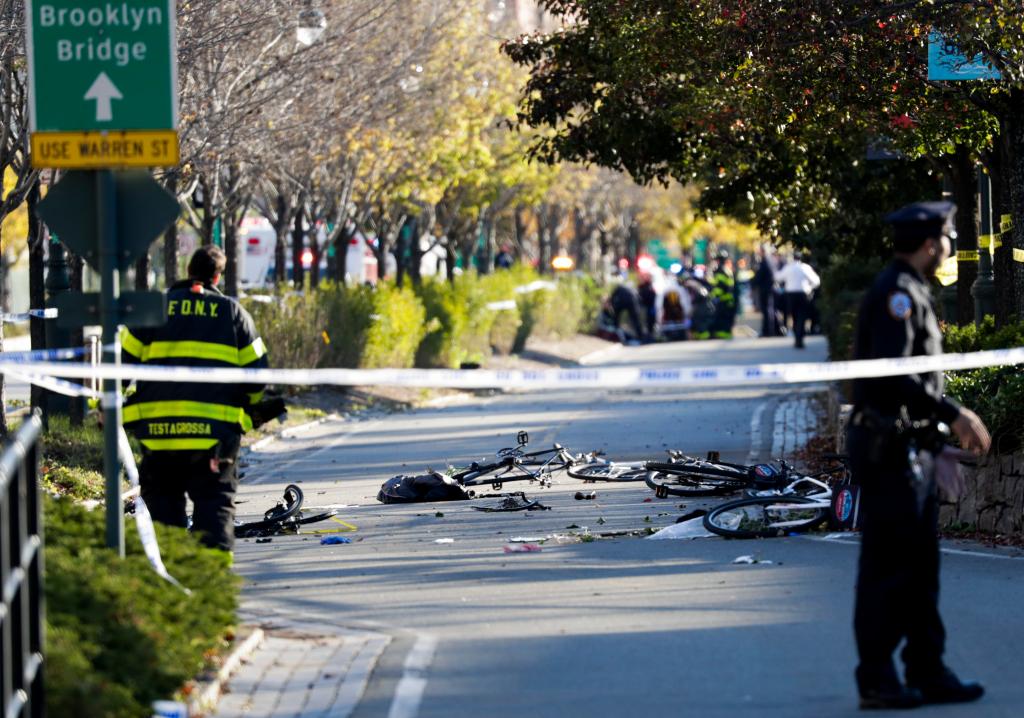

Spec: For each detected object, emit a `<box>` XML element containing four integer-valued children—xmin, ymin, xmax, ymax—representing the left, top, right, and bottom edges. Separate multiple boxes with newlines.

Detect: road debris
<box><xmin>320</xmin><ymin>536</ymin><xmax>352</xmax><ymax>546</ymax></box>
<box><xmin>504</xmin><ymin>543</ymin><xmax>543</xmax><ymax>553</ymax></box>
<box><xmin>434</xmin><ymin>538</ymin><xmax>455</xmax><ymax>544</ymax></box>
<box><xmin>647</xmin><ymin>517</ymin><xmax>715</xmax><ymax>540</ymax></box>
<box><xmin>574</xmin><ymin>491</ymin><xmax>597</xmax><ymax>500</ymax></box>
<box><xmin>732</xmin><ymin>555</ymin><xmax>773</xmax><ymax>565</ymax></box>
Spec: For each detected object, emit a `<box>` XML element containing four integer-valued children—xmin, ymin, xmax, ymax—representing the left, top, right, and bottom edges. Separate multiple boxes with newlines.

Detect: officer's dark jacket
<box><xmin>121</xmin><ymin>279</ymin><xmax>268</xmax><ymax>452</ymax></box>
<box><xmin>852</xmin><ymin>259</ymin><xmax>959</xmax><ymax>425</ymax></box>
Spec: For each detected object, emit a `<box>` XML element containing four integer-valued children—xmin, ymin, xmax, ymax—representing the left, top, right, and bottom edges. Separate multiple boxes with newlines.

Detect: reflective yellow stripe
<box><xmin>143</xmin><ymin>340</ymin><xmax>242</xmax><ymax>364</ymax></box>
<box><xmin>121</xmin><ymin>327</ymin><xmax>146</xmax><ymax>359</ymax></box>
<box><xmin>141</xmin><ymin>438</ymin><xmax>219</xmax><ymax>451</ymax></box>
<box><xmin>247</xmin><ymin>391</ymin><xmax>265</xmax><ymax>404</ymax></box>
<box><xmin>123</xmin><ymin>400</ymin><xmax>253</xmax><ymax>432</ymax></box>
<box><xmin>238</xmin><ymin>336</ymin><xmax>267</xmax><ymax>365</ymax></box>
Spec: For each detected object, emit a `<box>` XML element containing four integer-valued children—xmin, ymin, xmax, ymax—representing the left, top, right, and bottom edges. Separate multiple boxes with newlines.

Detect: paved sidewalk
<box><xmin>771</xmin><ymin>392</ymin><xmax>823</xmax><ymax>459</ymax></box>
<box><xmin>213</xmin><ymin>616</ymin><xmax>390</xmax><ymax>718</ymax></box>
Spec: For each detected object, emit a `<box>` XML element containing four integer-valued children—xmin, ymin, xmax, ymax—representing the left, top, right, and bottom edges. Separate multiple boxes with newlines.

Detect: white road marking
<box><xmin>802</xmin><ymin>533</ymin><xmax>1024</xmax><ymax>561</ymax></box>
<box><xmin>246</xmin><ymin>419</ymin><xmax>380</xmax><ymax>485</ymax></box>
<box><xmin>747</xmin><ymin>401</ymin><xmax>768</xmax><ymax>463</ymax></box>
<box><xmin>386</xmin><ymin>634</ymin><xmax>438</xmax><ymax>718</ymax></box>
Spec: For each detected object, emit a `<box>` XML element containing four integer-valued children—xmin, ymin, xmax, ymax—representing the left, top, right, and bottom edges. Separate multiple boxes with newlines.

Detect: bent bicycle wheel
<box><xmin>703</xmin><ymin>496</ymin><xmax>827</xmax><ymax>538</ymax></box>
<box><xmin>644</xmin><ymin>470</ymin><xmax>741</xmax><ymax>498</ymax></box>
<box><xmin>646</xmin><ymin>460</ymin><xmax>753</xmax><ymax>484</ymax></box>
<box><xmin>567</xmin><ymin>463</ymin><xmax>646</xmax><ymax>482</ymax></box>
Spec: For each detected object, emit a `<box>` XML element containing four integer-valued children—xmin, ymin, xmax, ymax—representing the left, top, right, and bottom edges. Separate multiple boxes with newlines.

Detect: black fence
<box><xmin>1</xmin><ymin>411</ymin><xmax>45</xmax><ymax>718</ymax></box>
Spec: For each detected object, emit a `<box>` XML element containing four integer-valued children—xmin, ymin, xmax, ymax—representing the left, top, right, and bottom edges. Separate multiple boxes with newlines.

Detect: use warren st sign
<box><xmin>26</xmin><ymin>0</ymin><xmax>179</xmax><ymax>168</ymax></box>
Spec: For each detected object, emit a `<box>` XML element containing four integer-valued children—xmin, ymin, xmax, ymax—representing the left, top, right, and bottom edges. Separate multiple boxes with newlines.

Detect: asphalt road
<box><xmin>233</xmin><ymin>335</ymin><xmax>1024</xmax><ymax>718</ymax></box>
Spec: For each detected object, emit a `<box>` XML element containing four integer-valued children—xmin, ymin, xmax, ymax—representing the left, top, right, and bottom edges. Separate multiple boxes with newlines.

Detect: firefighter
<box><xmin>121</xmin><ymin>246</ymin><xmax>276</xmax><ymax>552</ymax></box>
<box><xmin>708</xmin><ymin>250</ymin><xmax>737</xmax><ymax>339</ymax></box>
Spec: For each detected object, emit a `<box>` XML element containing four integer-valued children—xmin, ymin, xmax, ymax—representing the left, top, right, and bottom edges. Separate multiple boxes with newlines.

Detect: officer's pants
<box><xmin>848</xmin><ymin>428</ymin><xmax>945</xmax><ymax>688</ymax></box>
<box><xmin>140</xmin><ymin>447</ymin><xmax>240</xmax><ymax>552</ymax></box>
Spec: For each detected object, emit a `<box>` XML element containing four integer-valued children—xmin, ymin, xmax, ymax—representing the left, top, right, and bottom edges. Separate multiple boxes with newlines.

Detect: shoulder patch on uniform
<box><xmin>887</xmin><ymin>291</ymin><xmax>913</xmax><ymax>320</ymax></box>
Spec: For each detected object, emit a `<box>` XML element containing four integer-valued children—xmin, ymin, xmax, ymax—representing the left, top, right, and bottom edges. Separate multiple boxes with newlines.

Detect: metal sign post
<box><xmin>27</xmin><ymin>0</ymin><xmax>181</xmax><ymax>555</ymax></box>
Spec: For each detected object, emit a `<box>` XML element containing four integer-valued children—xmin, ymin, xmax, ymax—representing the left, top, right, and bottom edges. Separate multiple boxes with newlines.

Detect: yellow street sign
<box><xmin>30</xmin><ymin>130</ymin><xmax>179</xmax><ymax>169</ymax></box>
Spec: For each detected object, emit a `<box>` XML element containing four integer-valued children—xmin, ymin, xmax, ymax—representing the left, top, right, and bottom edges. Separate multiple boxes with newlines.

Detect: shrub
<box><xmin>243</xmin><ymin>290</ymin><xmax>328</xmax><ymax>371</ymax></box>
<box><xmin>943</xmin><ymin>317</ymin><xmax>1024</xmax><ymax>451</ymax></box>
<box><xmin>817</xmin><ymin>254</ymin><xmax>885</xmax><ymax>361</ymax></box>
<box><xmin>45</xmin><ymin>497</ymin><xmax>239</xmax><ymax>717</ymax></box>
<box><xmin>322</xmin><ymin>282</ymin><xmax>426</xmax><ymax>368</ymax></box>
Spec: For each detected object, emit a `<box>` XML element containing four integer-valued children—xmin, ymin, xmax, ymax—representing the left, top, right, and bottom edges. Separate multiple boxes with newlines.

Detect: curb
<box><xmin>186</xmin><ymin>626</ymin><xmax>265</xmax><ymax>717</ymax></box>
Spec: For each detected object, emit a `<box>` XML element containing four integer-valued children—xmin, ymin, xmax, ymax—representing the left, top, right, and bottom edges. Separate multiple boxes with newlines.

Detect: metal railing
<box><xmin>1</xmin><ymin>411</ymin><xmax>45</xmax><ymax>718</ymax></box>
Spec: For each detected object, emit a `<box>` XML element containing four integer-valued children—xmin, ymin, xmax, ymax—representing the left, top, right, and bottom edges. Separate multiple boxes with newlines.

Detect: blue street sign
<box><xmin>927</xmin><ymin>31</ymin><xmax>1001</xmax><ymax>81</ymax></box>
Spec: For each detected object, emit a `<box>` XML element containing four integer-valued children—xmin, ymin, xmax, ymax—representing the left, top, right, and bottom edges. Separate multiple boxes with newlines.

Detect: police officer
<box><xmin>122</xmin><ymin>246</ymin><xmax>272</xmax><ymax>552</ymax></box>
<box><xmin>708</xmin><ymin>249</ymin><xmax>736</xmax><ymax>338</ymax></box>
<box><xmin>848</xmin><ymin>201</ymin><xmax>990</xmax><ymax>709</ymax></box>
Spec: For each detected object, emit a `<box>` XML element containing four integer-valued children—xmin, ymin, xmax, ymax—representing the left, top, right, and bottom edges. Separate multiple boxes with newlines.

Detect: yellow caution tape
<box><xmin>321</xmin><ymin>330</ymin><xmax>331</xmax><ymax>345</ymax></box>
<box><xmin>1014</xmin><ymin>248</ymin><xmax>1024</xmax><ymax>263</ymax></box>
<box><xmin>957</xmin><ymin>250</ymin><xmax>979</xmax><ymax>262</ymax></box>
<box><xmin>935</xmin><ymin>256</ymin><xmax>958</xmax><ymax>286</ymax></box>
<box><xmin>978</xmin><ymin>234</ymin><xmax>997</xmax><ymax>249</ymax></box>
<box><xmin>1001</xmin><ymin>214</ymin><xmax>1013</xmax><ymax>233</ymax></box>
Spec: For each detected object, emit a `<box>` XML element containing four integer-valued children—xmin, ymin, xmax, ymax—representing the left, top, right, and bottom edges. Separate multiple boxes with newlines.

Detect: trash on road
<box><xmin>732</xmin><ymin>555</ymin><xmax>773</xmax><ymax>564</ymax></box>
<box><xmin>647</xmin><ymin>517</ymin><xmax>715</xmax><ymax>540</ymax></box>
<box><xmin>504</xmin><ymin>543</ymin><xmax>543</xmax><ymax>553</ymax></box>
<box><xmin>434</xmin><ymin>538</ymin><xmax>455</xmax><ymax>544</ymax></box>
<box><xmin>472</xmin><ymin>492</ymin><xmax>550</xmax><ymax>512</ymax></box>
<box><xmin>509</xmin><ymin>536</ymin><xmax>546</xmax><ymax>543</ymax></box>
<box><xmin>574</xmin><ymin>491</ymin><xmax>597</xmax><ymax>500</ymax></box>
<box><xmin>255</xmin><ymin>537</ymin><xmax>273</xmax><ymax>544</ymax></box>
<box><xmin>320</xmin><ymin>536</ymin><xmax>352</xmax><ymax>546</ymax></box>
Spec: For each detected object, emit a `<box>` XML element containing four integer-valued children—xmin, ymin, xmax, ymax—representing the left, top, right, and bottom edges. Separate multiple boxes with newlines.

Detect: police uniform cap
<box><xmin>885</xmin><ymin>201</ymin><xmax>956</xmax><ymax>252</ymax></box>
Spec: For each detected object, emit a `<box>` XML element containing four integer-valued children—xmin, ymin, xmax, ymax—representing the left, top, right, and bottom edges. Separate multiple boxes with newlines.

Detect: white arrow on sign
<box><xmin>84</xmin><ymin>72</ymin><xmax>123</xmax><ymax>122</ymax></box>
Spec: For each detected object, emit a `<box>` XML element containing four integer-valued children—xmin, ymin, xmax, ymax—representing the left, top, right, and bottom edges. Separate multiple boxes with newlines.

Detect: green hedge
<box><xmin>45</xmin><ymin>498</ymin><xmax>239</xmax><ymax>717</ymax></box>
<box><xmin>943</xmin><ymin>317</ymin><xmax>1024</xmax><ymax>451</ymax></box>
<box><xmin>244</xmin><ymin>270</ymin><xmax>600</xmax><ymax>371</ymax></box>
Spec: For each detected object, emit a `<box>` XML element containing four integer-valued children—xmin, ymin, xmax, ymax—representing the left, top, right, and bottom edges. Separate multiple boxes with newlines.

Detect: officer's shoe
<box><xmin>858</xmin><ymin>684</ymin><xmax>924</xmax><ymax>710</ymax></box>
<box><xmin>907</xmin><ymin>668</ymin><xmax>984</xmax><ymax>705</ymax></box>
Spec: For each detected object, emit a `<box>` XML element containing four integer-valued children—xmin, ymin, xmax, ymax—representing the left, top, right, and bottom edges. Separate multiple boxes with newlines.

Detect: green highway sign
<box><xmin>26</xmin><ymin>0</ymin><xmax>177</xmax><ymax>132</ymax></box>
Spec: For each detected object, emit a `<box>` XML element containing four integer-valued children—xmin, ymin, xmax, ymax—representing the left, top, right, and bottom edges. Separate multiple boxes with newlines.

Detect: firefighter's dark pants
<box><xmin>848</xmin><ymin>426</ymin><xmax>945</xmax><ymax>690</ymax></box>
<box><xmin>140</xmin><ymin>447</ymin><xmax>240</xmax><ymax>552</ymax></box>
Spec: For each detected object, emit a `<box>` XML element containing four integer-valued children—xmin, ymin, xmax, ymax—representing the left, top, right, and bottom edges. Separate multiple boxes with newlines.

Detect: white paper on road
<box><xmin>647</xmin><ymin>517</ymin><xmax>715</xmax><ymax>540</ymax></box>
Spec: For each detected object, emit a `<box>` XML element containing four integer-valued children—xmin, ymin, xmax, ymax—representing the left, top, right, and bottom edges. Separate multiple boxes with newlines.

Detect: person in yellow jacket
<box><xmin>708</xmin><ymin>250</ymin><xmax>737</xmax><ymax>339</ymax></box>
<box><xmin>121</xmin><ymin>246</ymin><xmax>271</xmax><ymax>551</ymax></box>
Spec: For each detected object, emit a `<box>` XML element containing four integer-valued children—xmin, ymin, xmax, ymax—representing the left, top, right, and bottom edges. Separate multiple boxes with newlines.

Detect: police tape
<box><xmin>1</xmin><ymin>308</ymin><xmax>58</xmax><ymax>322</ymax></box>
<box><xmin>1</xmin><ymin>345</ymin><xmax>94</xmax><ymax>362</ymax></box>
<box><xmin>2</xmin><ymin>346</ymin><xmax>1024</xmax><ymax>390</ymax></box>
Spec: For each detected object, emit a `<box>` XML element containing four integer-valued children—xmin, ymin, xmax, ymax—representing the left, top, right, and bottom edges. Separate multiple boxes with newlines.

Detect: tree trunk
<box><xmin>134</xmin><ymin>251</ymin><xmax>150</xmax><ymax>290</ymax></box>
<box><xmin>395</xmin><ymin>220</ymin><xmax>408</xmax><ymax>288</ymax></box>
<box><xmin>224</xmin><ymin>217</ymin><xmax>239</xmax><ymax>297</ymax></box>
<box><xmin>273</xmin><ymin>193</ymin><xmax>291</xmax><ymax>285</ymax></box>
<box><xmin>410</xmin><ymin>216</ymin><xmax>423</xmax><ymax>287</ymax></box>
<box><xmin>163</xmin><ymin>171</ymin><xmax>178</xmax><ymax>286</ymax></box>
<box><xmin>334</xmin><ymin>222</ymin><xmax>353</xmax><ymax>284</ymax></box>
<box><xmin>1007</xmin><ymin>89</ymin><xmax>1024</xmax><ymax>321</ymax></box>
<box><xmin>514</xmin><ymin>206</ymin><xmax>528</xmax><ymax>261</ymax></box>
<box><xmin>292</xmin><ymin>195</ymin><xmax>306</xmax><ymax>288</ymax></box>
<box><xmin>199</xmin><ymin>176</ymin><xmax>215</xmax><ymax>245</ymax></box>
<box><xmin>948</xmin><ymin>148</ymin><xmax>978</xmax><ymax>326</ymax></box>
<box><xmin>990</xmin><ymin>122</ymin><xmax>1016</xmax><ymax>326</ymax></box>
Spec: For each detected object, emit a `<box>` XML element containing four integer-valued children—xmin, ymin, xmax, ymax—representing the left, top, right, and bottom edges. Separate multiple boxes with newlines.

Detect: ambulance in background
<box><xmin>239</xmin><ymin>217</ymin><xmax>276</xmax><ymax>288</ymax></box>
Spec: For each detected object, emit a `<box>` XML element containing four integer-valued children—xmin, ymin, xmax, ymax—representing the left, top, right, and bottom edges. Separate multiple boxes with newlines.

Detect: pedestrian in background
<box><xmin>776</xmin><ymin>251</ymin><xmax>820</xmax><ymax>348</ymax></box>
<box><xmin>848</xmin><ymin>201</ymin><xmax>990</xmax><ymax>710</ymax></box>
<box><xmin>122</xmin><ymin>246</ymin><xmax>278</xmax><ymax>552</ymax></box>
<box><xmin>752</xmin><ymin>245</ymin><xmax>781</xmax><ymax>337</ymax></box>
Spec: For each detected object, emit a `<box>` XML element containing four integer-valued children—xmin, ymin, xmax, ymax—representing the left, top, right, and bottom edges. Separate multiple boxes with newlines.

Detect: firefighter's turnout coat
<box><xmin>121</xmin><ymin>279</ymin><xmax>268</xmax><ymax>453</ymax></box>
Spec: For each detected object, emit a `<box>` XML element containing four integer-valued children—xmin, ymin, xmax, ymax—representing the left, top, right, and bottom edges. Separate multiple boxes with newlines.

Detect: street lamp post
<box><xmin>44</xmin><ymin>237</ymin><xmax>72</xmax><ymax>417</ymax></box>
<box><xmin>971</xmin><ymin>170</ymin><xmax>997</xmax><ymax>324</ymax></box>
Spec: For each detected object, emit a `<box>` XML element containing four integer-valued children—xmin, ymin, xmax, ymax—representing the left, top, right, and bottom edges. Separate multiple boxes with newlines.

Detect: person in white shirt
<box><xmin>776</xmin><ymin>252</ymin><xmax>821</xmax><ymax>348</ymax></box>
